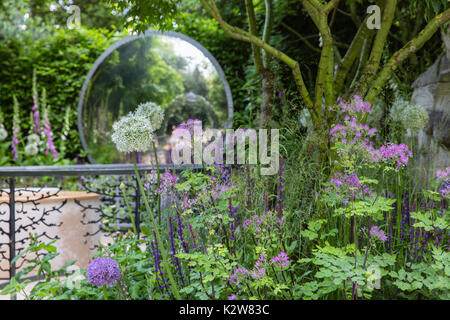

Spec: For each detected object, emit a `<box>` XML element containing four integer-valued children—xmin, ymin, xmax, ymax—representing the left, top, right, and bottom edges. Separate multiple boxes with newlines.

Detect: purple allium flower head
<box><xmin>87</xmin><ymin>257</ymin><xmax>120</xmax><ymax>287</ymax></box>
<box><xmin>227</xmin><ymin>294</ymin><xmax>237</xmax><ymax>300</ymax></box>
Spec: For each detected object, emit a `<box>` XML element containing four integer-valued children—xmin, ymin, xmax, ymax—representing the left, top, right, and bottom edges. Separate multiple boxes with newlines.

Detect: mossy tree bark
<box><xmin>244</xmin><ymin>0</ymin><xmax>275</xmax><ymax>128</ymax></box>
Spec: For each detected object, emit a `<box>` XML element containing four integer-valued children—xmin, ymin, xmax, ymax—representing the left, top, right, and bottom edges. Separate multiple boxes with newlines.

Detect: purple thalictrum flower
<box><xmin>228</xmin><ymin>268</ymin><xmax>249</xmax><ymax>287</ymax></box>
<box><xmin>270</xmin><ymin>251</ymin><xmax>290</xmax><ymax>267</ymax></box>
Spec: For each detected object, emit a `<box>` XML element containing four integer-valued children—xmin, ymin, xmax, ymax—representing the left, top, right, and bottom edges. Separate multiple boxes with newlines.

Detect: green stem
<box><xmin>121</xmin><ymin>187</ymin><xmax>138</xmax><ymax>235</ymax></box>
<box><xmin>133</xmin><ymin>152</ymin><xmax>181</xmax><ymax>300</ymax></box>
<box><xmin>152</xmin><ymin>141</ymin><xmax>161</xmax><ymax>222</ymax></box>
<box><xmin>103</xmin><ymin>285</ymin><xmax>108</xmax><ymax>300</ymax></box>
<box><xmin>152</xmin><ymin>141</ymin><xmax>161</xmax><ymax>185</ymax></box>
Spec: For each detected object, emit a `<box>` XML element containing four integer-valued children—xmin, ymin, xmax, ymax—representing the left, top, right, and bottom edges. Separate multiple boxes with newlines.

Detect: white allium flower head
<box><xmin>111</xmin><ymin>115</ymin><xmax>155</xmax><ymax>153</ymax></box>
<box><xmin>390</xmin><ymin>98</ymin><xmax>410</xmax><ymax>122</ymax></box>
<box><xmin>133</xmin><ymin>101</ymin><xmax>164</xmax><ymax>131</ymax></box>
<box><xmin>401</xmin><ymin>104</ymin><xmax>429</xmax><ymax>132</ymax></box>
<box><xmin>25</xmin><ymin>143</ymin><xmax>38</xmax><ymax>156</ymax></box>
<box><xmin>27</xmin><ymin>133</ymin><xmax>40</xmax><ymax>145</ymax></box>
<box><xmin>0</xmin><ymin>126</ymin><xmax>7</xmax><ymax>142</ymax></box>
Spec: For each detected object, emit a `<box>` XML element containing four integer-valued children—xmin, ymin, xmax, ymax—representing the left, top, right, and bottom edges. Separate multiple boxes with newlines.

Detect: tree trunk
<box><xmin>260</xmin><ymin>69</ymin><xmax>274</xmax><ymax>128</ymax></box>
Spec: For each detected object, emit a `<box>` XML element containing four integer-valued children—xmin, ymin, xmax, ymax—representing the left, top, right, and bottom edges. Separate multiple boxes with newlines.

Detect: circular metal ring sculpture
<box><xmin>77</xmin><ymin>30</ymin><xmax>233</xmax><ymax>164</ymax></box>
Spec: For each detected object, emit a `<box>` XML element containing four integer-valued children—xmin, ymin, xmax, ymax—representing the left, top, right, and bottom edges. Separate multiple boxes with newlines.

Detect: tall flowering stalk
<box><xmin>31</xmin><ymin>69</ymin><xmax>41</xmax><ymax>134</ymax></box>
<box><xmin>168</xmin><ymin>217</ymin><xmax>185</xmax><ymax>285</ymax></box>
<box><xmin>41</xmin><ymin>89</ymin><xmax>58</xmax><ymax>160</ymax></box>
<box><xmin>59</xmin><ymin>107</ymin><xmax>71</xmax><ymax>155</ymax></box>
<box><xmin>11</xmin><ymin>95</ymin><xmax>20</xmax><ymax>161</ymax></box>
<box><xmin>277</xmin><ymin>155</ymin><xmax>284</xmax><ymax>220</ymax></box>
<box><xmin>246</xmin><ymin>163</ymin><xmax>252</xmax><ymax>210</ymax></box>
<box><xmin>177</xmin><ymin>214</ymin><xmax>189</xmax><ymax>254</ymax></box>
<box><xmin>150</xmin><ymin>234</ymin><xmax>169</xmax><ymax>297</ymax></box>
<box><xmin>112</xmin><ymin>101</ymin><xmax>181</xmax><ymax>300</ymax></box>
<box><xmin>188</xmin><ymin>223</ymin><xmax>198</xmax><ymax>250</ymax></box>
<box><xmin>228</xmin><ymin>198</ymin><xmax>239</xmax><ymax>242</ymax></box>
<box><xmin>0</xmin><ymin>111</ymin><xmax>7</xmax><ymax>142</ymax></box>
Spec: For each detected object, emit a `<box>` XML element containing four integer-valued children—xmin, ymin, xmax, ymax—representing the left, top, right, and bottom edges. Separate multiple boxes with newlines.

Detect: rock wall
<box><xmin>410</xmin><ymin>27</ymin><xmax>450</xmax><ymax>182</ymax></box>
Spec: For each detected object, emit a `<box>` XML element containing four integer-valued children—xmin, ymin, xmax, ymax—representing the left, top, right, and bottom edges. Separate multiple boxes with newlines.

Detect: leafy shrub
<box><xmin>0</xmin><ymin>26</ymin><xmax>119</xmax><ymax>164</ymax></box>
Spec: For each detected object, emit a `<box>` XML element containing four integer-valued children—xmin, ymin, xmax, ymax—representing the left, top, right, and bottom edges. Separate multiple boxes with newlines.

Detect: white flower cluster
<box><xmin>24</xmin><ymin>133</ymin><xmax>41</xmax><ymax>156</ymax></box>
<box><xmin>112</xmin><ymin>101</ymin><xmax>165</xmax><ymax>153</ymax></box>
<box><xmin>111</xmin><ymin>114</ymin><xmax>155</xmax><ymax>153</ymax></box>
<box><xmin>389</xmin><ymin>98</ymin><xmax>410</xmax><ymax>122</ymax></box>
<box><xmin>133</xmin><ymin>102</ymin><xmax>165</xmax><ymax>131</ymax></box>
<box><xmin>25</xmin><ymin>143</ymin><xmax>38</xmax><ymax>156</ymax></box>
<box><xmin>400</xmin><ymin>103</ymin><xmax>429</xmax><ymax>132</ymax></box>
<box><xmin>0</xmin><ymin>125</ymin><xmax>7</xmax><ymax>142</ymax></box>
<box><xmin>27</xmin><ymin>133</ymin><xmax>40</xmax><ymax>145</ymax></box>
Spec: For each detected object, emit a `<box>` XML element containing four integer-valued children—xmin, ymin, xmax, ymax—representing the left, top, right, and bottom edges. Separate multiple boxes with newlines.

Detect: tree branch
<box><xmin>301</xmin><ymin>0</ymin><xmax>335</xmax><ymax>109</ymax></box>
<box><xmin>365</xmin><ymin>7</ymin><xmax>450</xmax><ymax>103</ymax></box>
<box><xmin>199</xmin><ymin>0</ymin><xmax>316</xmax><ymax>121</ymax></box>
<box><xmin>324</xmin><ymin>0</ymin><xmax>340</xmax><ymax>15</ymax></box>
<box><xmin>262</xmin><ymin>0</ymin><xmax>274</xmax><ymax>68</ymax></box>
<box><xmin>349</xmin><ymin>1</ymin><xmax>361</xmax><ymax>27</ymax></box>
<box><xmin>354</xmin><ymin>0</ymin><xmax>397</xmax><ymax>96</ymax></box>
<box><xmin>334</xmin><ymin>16</ymin><xmax>373</xmax><ymax>97</ymax></box>
<box><xmin>280</xmin><ymin>22</ymin><xmax>321</xmax><ymax>53</ymax></box>
<box><xmin>245</xmin><ymin>0</ymin><xmax>264</xmax><ymax>73</ymax></box>
<box><xmin>301</xmin><ymin>0</ymin><xmax>321</xmax><ymax>27</ymax></box>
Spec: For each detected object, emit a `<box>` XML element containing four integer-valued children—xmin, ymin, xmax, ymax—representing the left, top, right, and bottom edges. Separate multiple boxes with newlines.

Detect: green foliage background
<box><xmin>0</xmin><ymin>27</ymin><xmax>119</xmax><ymax>162</ymax></box>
